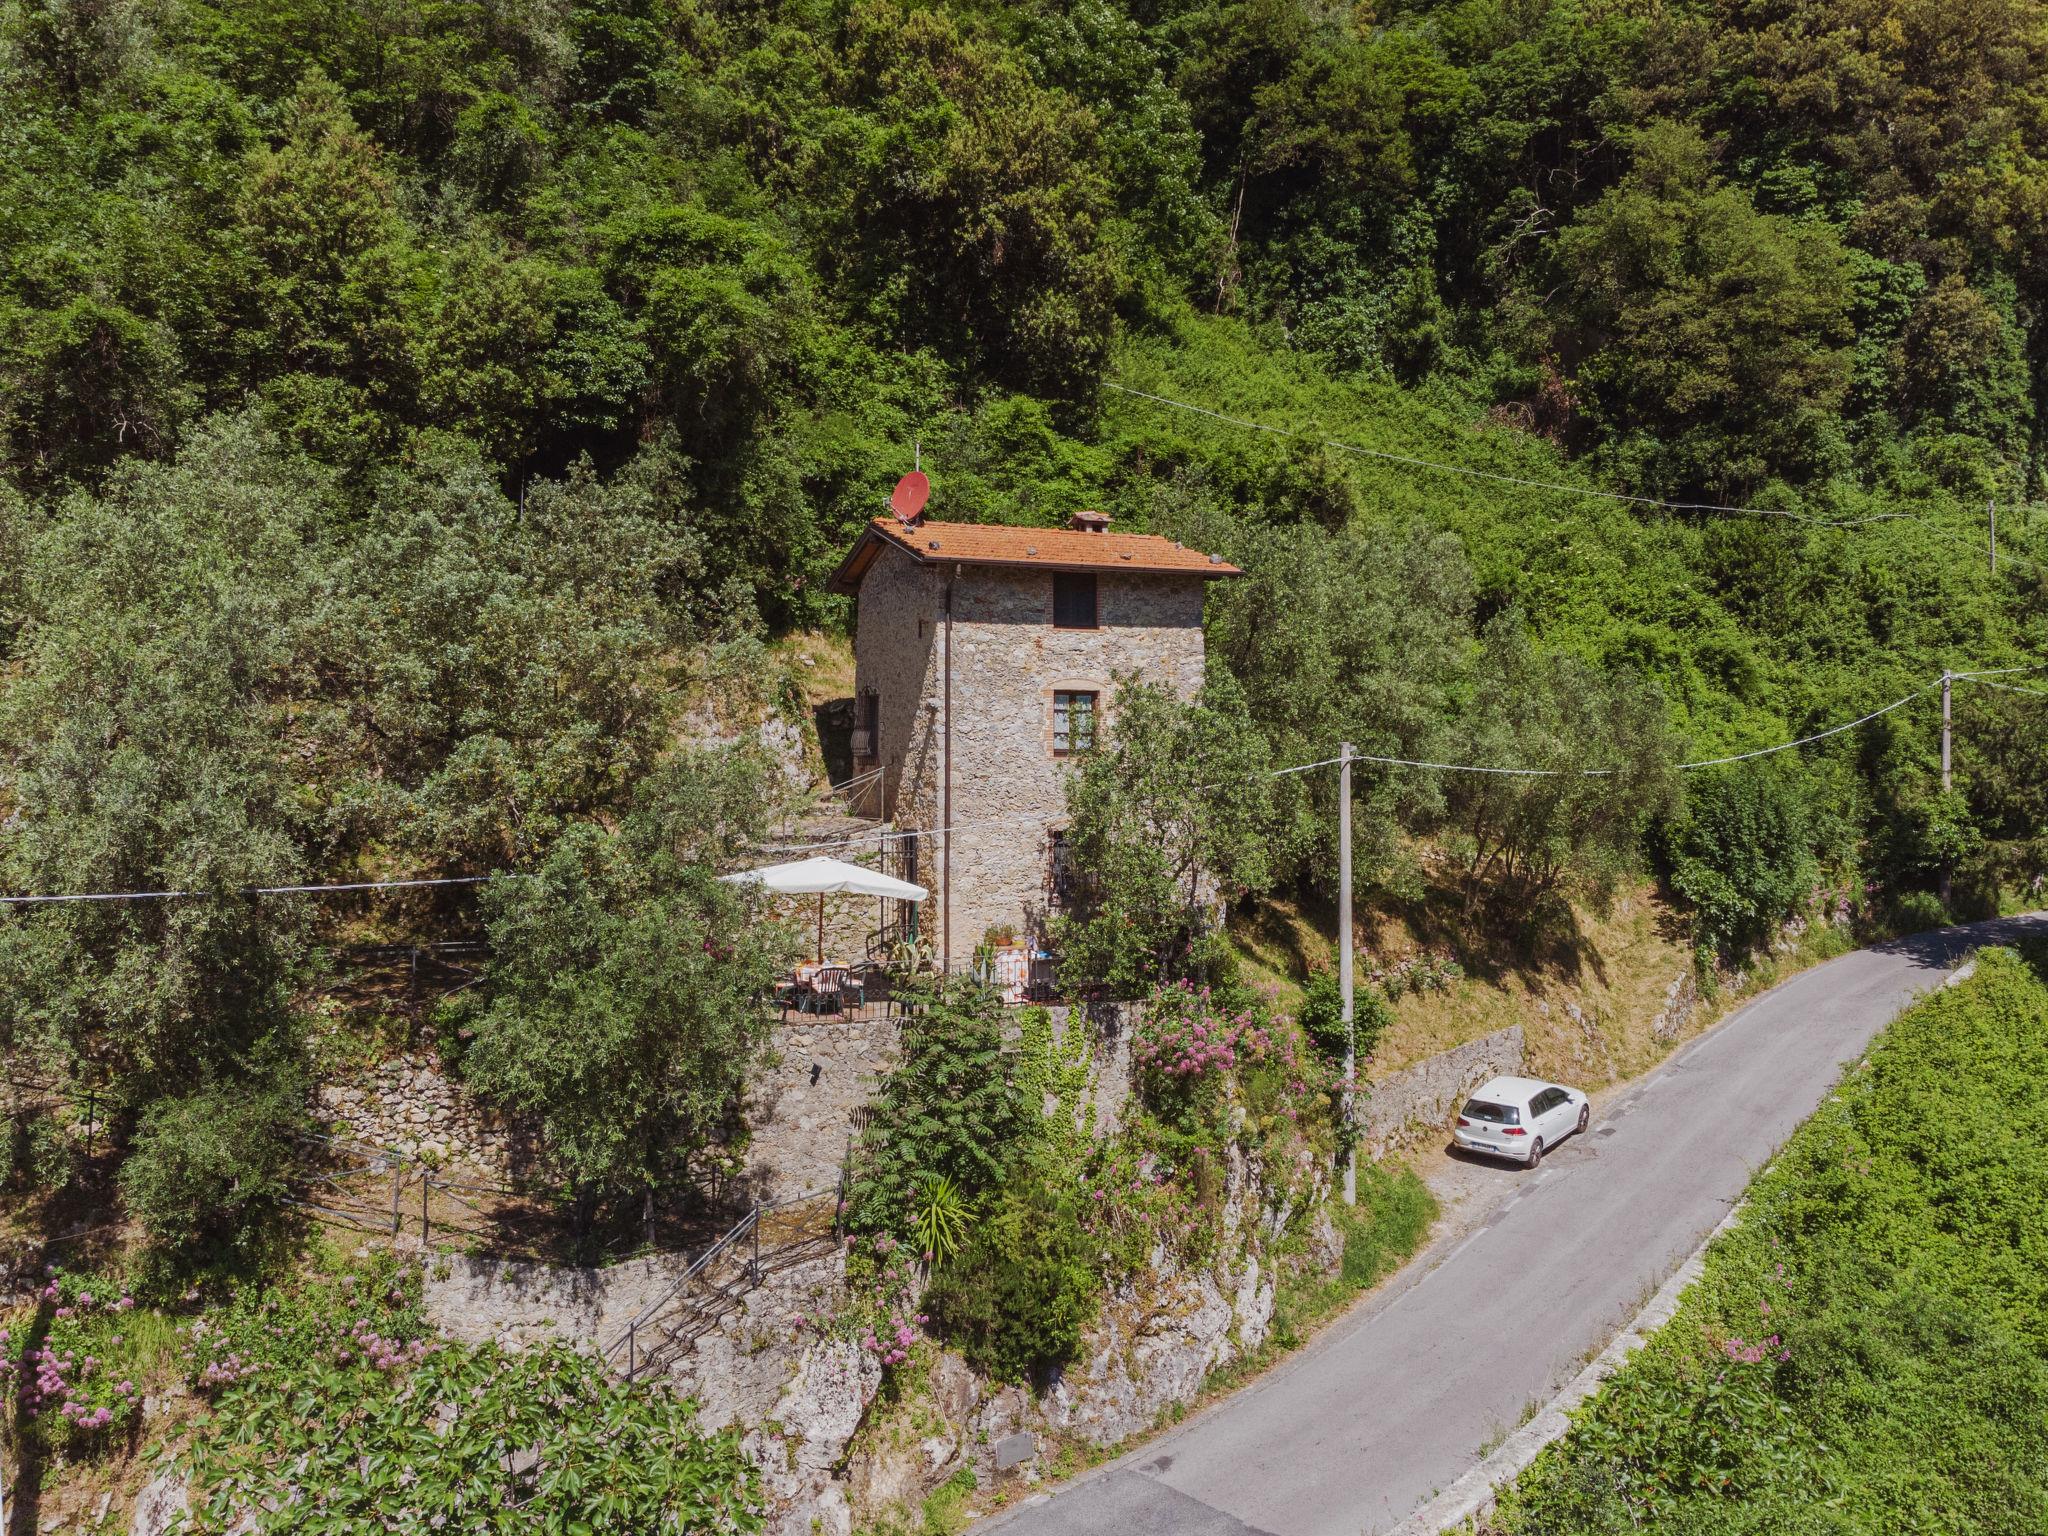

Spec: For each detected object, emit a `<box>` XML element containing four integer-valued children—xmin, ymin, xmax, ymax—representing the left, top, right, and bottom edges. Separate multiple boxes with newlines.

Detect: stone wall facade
<box><xmin>850</xmin><ymin>545</ymin><xmax>1210</xmax><ymax>967</ymax></box>
<box><xmin>1361</xmin><ymin>1024</ymin><xmax>1525</xmax><ymax>1157</ymax></box>
<box><xmin>745</xmin><ymin>1014</ymin><xmax>902</xmax><ymax>1202</ymax></box>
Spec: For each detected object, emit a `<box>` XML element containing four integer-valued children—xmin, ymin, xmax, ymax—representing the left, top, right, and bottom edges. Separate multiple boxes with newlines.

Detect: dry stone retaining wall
<box><xmin>747</xmin><ymin>1014</ymin><xmax>901</xmax><ymax>1202</ymax></box>
<box><xmin>1361</xmin><ymin>1024</ymin><xmax>1525</xmax><ymax>1158</ymax></box>
<box><xmin>316</xmin><ymin>1054</ymin><xmax>517</xmax><ymax>1179</ymax></box>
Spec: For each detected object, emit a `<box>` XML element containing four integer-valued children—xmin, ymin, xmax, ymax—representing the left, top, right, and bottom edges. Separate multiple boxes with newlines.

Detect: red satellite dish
<box><xmin>891</xmin><ymin>471</ymin><xmax>930</xmax><ymax>523</ymax></box>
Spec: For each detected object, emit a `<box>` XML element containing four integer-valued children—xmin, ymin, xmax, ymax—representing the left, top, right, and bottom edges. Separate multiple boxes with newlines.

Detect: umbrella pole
<box><xmin>817</xmin><ymin>893</ymin><xmax>824</xmax><ymax>964</ymax></box>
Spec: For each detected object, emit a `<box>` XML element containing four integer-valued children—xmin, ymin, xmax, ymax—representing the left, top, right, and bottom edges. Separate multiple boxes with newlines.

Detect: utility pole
<box><xmin>1940</xmin><ymin>671</ymin><xmax>1953</xmax><ymax>910</ymax></box>
<box><xmin>1941</xmin><ymin>671</ymin><xmax>1953</xmax><ymax>793</ymax></box>
<box><xmin>1339</xmin><ymin>741</ymin><xmax>1356</xmax><ymax>1207</ymax></box>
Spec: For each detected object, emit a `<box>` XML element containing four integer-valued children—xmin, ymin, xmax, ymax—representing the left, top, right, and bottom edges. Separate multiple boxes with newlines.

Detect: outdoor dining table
<box><xmin>783</xmin><ymin>961</ymin><xmax>862</xmax><ymax>1015</ymax></box>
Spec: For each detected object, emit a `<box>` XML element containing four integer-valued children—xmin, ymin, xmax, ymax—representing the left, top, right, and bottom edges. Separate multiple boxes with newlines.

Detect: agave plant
<box><xmin>913</xmin><ymin>1172</ymin><xmax>970</xmax><ymax>1265</ymax></box>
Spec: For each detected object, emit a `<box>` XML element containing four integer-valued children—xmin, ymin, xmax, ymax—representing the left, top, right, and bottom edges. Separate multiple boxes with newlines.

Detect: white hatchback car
<box><xmin>1452</xmin><ymin>1075</ymin><xmax>1590</xmax><ymax>1167</ymax></box>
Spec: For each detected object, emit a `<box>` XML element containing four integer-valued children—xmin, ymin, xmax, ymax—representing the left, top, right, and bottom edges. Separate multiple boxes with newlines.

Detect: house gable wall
<box><xmin>853</xmin><ymin>548</ymin><xmax>1207</xmax><ymax>962</ymax></box>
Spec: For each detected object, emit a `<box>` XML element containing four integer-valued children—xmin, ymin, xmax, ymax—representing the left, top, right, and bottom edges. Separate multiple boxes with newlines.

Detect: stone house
<box><xmin>827</xmin><ymin>509</ymin><xmax>1241</xmax><ymax>971</ymax></box>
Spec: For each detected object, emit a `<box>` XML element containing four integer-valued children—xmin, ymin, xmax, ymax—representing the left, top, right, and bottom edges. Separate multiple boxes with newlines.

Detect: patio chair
<box><xmin>798</xmin><ymin>967</ymin><xmax>851</xmax><ymax>1015</ymax></box>
<box><xmin>824</xmin><ymin>966</ymin><xmax>866</xmax><ymax>1012</ymax></box>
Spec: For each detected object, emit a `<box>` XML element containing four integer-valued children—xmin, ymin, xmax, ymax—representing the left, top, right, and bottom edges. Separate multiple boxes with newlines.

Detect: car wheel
<box><xmin>1576</xmin><ymin>1105</ymin><xmax>1590</xmax><ymax>1137</ymax></box>
<box><xmin>1527</xmin><ymin>1137</ymin><xmax>1544</xmax><ymax>1168</ymax></box>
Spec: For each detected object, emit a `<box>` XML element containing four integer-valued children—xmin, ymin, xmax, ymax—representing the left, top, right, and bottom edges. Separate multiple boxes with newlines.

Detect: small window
<box><xmin>1460</xmin><ymin>1099</ymin><xmax>1520</xmax><ymax>1126</ymax></box>
<box><xmin>1053</xmin><ymin>690</ymin><xmax>1098</xmax><ymax>756</ymax></box>
<box><xmin>1052</xmin><ymin>572</ymin><xmax>1098</xmax><ymax>629</ymax></box>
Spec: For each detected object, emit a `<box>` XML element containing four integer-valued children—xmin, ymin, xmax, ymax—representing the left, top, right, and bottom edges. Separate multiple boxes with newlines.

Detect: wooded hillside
<box><xmin>4</xmin><ymin>0</ymin><xmax>2048</xmax><ymax>1245</ymax></box>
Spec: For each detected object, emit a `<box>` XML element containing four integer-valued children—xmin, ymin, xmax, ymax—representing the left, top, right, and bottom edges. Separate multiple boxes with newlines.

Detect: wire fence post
<box><xmin>420</xmin><ymin>1172</ymin><xmax>431</xmax><ymax>1250</ymax></box>
<box><xmin>391</xmin><ymin>1161</ymin><xmax>403</xmax><ymax>1236</ymax></box>
<box><xmin>84</xmin><ymin>1090</ymin><xmax>96</xmax><ymax>1160</ymax></box>
<box><xmin>627</xmin><ymin>1322</ymin><xmax>637</xmax><ymax>1379</ymax></box>
<box><xmin>751</xmin><ymin>1207</ymin><xmax>762</xmax><ymax>1284</ymax></box>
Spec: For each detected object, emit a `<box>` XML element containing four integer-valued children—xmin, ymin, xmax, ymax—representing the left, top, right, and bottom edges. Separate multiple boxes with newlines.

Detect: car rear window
<box><xmin>1462</xmin><ymin>1100</ymin><xmax>1520</xmax><ymax>1125</ymax></box>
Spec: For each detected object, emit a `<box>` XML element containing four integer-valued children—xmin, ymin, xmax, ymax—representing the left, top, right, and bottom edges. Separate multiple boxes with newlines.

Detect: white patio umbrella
<box><xmin>720</xmin><ymin>856</ymin><xmax>929</xmax><ymax>962</ymax></box>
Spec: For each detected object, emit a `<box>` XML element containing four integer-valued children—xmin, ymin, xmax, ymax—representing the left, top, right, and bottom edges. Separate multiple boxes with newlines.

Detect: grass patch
<box><xmin>1491</xmin><ymin>944</ymin><xmax>2048</xmax><ymax>1535</ymax></box>
<box><xmin>1269</xmin><ymin>1163</ymin><xmax>1436</xmax><ymax>1353</ymax></box>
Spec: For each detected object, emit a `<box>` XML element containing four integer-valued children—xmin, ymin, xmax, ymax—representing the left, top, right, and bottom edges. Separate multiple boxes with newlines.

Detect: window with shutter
<box><xmin>1052</xmin><ymin>572</ymin><xmax>1098</xmax><ymax>628</ymax></box>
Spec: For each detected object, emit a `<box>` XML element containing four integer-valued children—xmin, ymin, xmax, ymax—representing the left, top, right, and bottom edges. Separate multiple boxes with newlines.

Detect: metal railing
<box><xmin>601</xmin><ymin>1182</ymin><xmax>842</xmax><ymax>1380</ymax></box>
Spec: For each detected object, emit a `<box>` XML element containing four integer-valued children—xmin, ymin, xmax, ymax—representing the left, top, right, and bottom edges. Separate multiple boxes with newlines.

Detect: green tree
<box><xmin>1052</xmin><ymin>674</ymin><xmax>1280</xmax><ymax>995</ymax></box>
<box><xmin>1547</xmin><ymin>120</ymin><xmax>1856</xmax><ymax>494</ymax></box>
<box><xmin>458</xmin><ymin>753</ymin><xmax>791</xmax><ymax>1236</ymax></box>
<box><xmin>1202</xmin><ymin>521</ymin><xmax>1474</xmax><ymax>885</ymax></box>
<box><xmin>1438</xmin><ymin>614</ymin><xmax>1679</xmax><ymax>917</ymax></box>
<box><xmin>1657</xmin><ymin>762</ymin><xmax>1817</xmax><ymax>964</ymax></box>
<box><xmin>0</xmin><ymin>418</ymin><xmax>334</xmax><ymax>1119</ymax></box>
<box><xmin>340</xmin><ymin>450</ymin><xmax>708</xmax><ymax>872</ymax></box>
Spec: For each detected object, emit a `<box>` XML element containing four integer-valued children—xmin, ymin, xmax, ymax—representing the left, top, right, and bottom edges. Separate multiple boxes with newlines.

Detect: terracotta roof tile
<box><xmin>829</xmin><ymin>517</ymin><xmax>1240</xmax><ymax>593</ymax></box>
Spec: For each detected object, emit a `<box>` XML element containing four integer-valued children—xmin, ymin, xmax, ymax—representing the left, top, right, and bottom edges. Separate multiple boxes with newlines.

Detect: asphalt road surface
<box><xmin>981</xmin><ymin>916</ymin><xmax>2046</xmax><ymax>1536</ymax></box>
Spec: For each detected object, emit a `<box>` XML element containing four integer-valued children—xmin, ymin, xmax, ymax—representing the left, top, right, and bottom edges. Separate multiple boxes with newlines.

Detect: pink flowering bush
<box><xmin>830</xmin><ymin>1234</ymin><xmax>929</xmax><ymax>1375</ymax></box>
<box><xmin>1132</xmin><ymin>980</ymin><xmax>1270</xmax><ymax>1093</ymax></box>
<box><xmin>15</xmin><ymin>1269</ymin><xmax>146</xmax><ymax>1449</ymax></box>
<box><xmin>182</xmin><ymin>1253</ymin><xmax>432</xmax><ymax>1398</ymax></box>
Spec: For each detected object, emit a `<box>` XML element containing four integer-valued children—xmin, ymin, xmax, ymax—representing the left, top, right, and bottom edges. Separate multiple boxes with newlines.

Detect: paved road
<box><xmin>982</xmin><ymin>916</ymin><xmax>2046</xmax><ymax>1536</ymax></box>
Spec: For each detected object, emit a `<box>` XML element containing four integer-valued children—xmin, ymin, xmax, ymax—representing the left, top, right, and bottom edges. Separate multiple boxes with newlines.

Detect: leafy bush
<box><xmin>182</xmin><ymin>1333</ymin><xmax>762</xmax><ymax>1533</ymax></box>
<box><xmin>1660</xmin><ymin>762</ymin><xmax>1817</xmax><ymax>964</ymax></box>
<box><xmin>1888</xmin><ymin>888</ymin><xmax>1951</xmax><ymax>934</ymax></box>
<box><xmin>119</xmin><ymin>1071</ymin><xmax>304</xmax><ymax>1263</ymax></box>
<box><xmin>845</xmin><ymin>983</ymin><xmax>1027</xmax><ymax>1242</ymax></box>
<box><xmin>2</xmin><ymin>1105</ymin><xmax>74</xmax><ymax>1192</ymax></box>
<box><xmin>15</xmin><ymin>1272</ymin><xmax>149</xmax><ymax>1449</ymax></box>
<box><xmin>1130</xmin><ymin>981</ymin><xmax>1274</xmax><ymax>1120</ymax></box>
<box><xmin>182</xmin><ymin>1254</ymin><xmax>433</xmax><ymax>1394</ymax></box>
<box><xmin>1297</xmin><ymin>964</ymin><xmax>1392</xmax><ymax>1065</ymax></box>
<box><xmin>922</xmin><ymin>1146</ymin><xmax>1104</xmax><ymax>1385</ymax></box>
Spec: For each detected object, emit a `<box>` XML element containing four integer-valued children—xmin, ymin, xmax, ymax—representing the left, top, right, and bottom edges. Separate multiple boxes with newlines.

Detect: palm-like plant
<box><xmin>913</xmin><ymin>1172</ymin><xmax>969</xmax><ymax>1265</ymax></box>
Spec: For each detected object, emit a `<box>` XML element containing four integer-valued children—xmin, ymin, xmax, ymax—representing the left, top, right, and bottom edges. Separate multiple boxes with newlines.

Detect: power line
<box><xmin>0</xmin><ymin>874</ymin><xmax>506</xmax><ymax>908</ymax></box>
<box><xmin>3</xmin><ymin>665</ymin><xmax>2032</xmax><ymax>904</ymax></box>
<box><xmin>1105</xmin><ymin>383</ymin><xmax>1929</xmax><ymax>531</ymax></box>
<box><xmin>1962</xmin><ymin>676</ymin><xmax>2048</xmax><ymax>700</ymax></box>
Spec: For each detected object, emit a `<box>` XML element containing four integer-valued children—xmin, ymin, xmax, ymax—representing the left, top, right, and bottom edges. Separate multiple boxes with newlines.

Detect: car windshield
<box><xmin>1462</xmin><ymin>1100</ymin><xmax>1520</xmax><ymax>1126</ymax></box>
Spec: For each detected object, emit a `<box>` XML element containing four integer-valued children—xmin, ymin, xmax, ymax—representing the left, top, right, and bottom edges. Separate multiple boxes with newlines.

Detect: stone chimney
<box><xmin>1070</xmin><ymin>509</ymin><xmax>1111</xmax><ymax>533</ymax></box>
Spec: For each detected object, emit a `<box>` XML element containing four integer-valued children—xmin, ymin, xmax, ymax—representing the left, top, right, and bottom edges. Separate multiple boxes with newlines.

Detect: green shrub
<box><xmin>922</xmin><ymin>1149</ymin><xmax>1103</xmax><ymax>1385</ymax></box>
<box><xmin>2</xmin><ymin>1105</ymin><xmax>74</xmax><ymax>1191</ymax></box>
<box><xmin>1298</xmin><ymin>965</ymin><xmax>1391</xmax><ymax>1065</ymax></box>
<box><xmin>1887</xmin><ymin>888</ymin><xmax>1950</xmax><ymax>934</ymax></box>
<box><xmin>1659</xmin><ymin>762</ymin><xmax>1817</xmax><ymax>964</ymax></box>
<box><xmin>181</xmin><ymin>1320</ymin><xmax>762</xmax><ymax>1532</ymax></box>
<box><xmin>119</xmin><ymin>1072</ymin><xmax>304</xmax><ymax>1262</ymax></box>
<box><xmin>845</xmin><ymin>982</ymin><xmax>1026</xmax><ymax>1242</ymax></box>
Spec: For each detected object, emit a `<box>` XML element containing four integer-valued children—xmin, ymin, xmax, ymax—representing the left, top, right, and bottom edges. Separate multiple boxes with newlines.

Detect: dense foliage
<box><xmin>1496</xmin><ymin>945</ymin><xmax>2048</xmax><ymax>1533</ymax></box>
<box><xmin>5</xmin><ymin>0</ymin><xmax>2048</xmax><ymax>1269</ymax></box>
<box><xmin>455</xmin><ymin>752</ymin><xmax>792</xmax><ymax>1233</ymax></box>
<box><xmin>4</xmin><ymin>1255</ymin><xmax>764</xmax><ymax>1531</ymax></box>
<box><xmin>848</xmin><ymin>978</ymin><xmax>1344</xmax><ymax>1382</ymax></box>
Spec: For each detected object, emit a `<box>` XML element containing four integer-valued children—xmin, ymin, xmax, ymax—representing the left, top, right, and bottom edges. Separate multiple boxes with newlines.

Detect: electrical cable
<box><xmin>0</xmin><ymin>874</ymin><xmax>507</xmax><ymax>908</ymax></box>
<box><xmin>2</xmin><ymin>668</ymin><xmax>2033</xmax><ymax>904</ymax></box>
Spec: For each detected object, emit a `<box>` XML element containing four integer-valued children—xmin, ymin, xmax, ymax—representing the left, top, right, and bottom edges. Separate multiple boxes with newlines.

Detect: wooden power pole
<box><xmin>1340</xmin><ymin>741</ymin><xmax>1356</xmax><ymax>1207</ymax></box>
